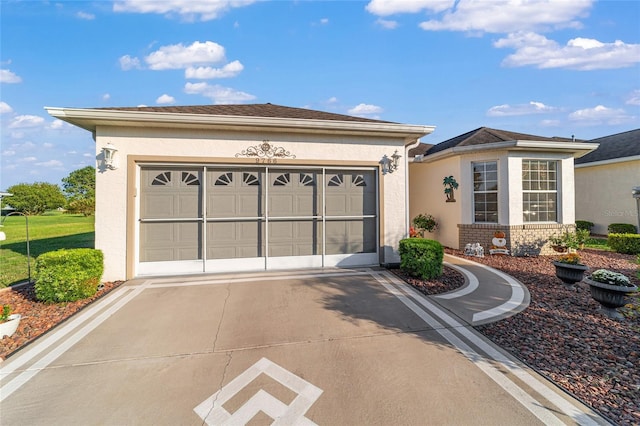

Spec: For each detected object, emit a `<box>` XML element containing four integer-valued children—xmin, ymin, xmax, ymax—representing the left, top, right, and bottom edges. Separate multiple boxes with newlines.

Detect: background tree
<box><xmin>4</xmin><ymin>182</ymin><xmax>66</xmax><ymax>215</ymax></box>
<box><xmin>62</xmin><ymin>166</ymin><xmax>95</xmax><ymax>216</ymax></box>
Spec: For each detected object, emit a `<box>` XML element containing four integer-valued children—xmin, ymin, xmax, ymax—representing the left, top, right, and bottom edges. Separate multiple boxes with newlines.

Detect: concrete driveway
<box><xmin>0</xmin><ymin>268</ymin><xmax>605</xmax><ymax>425</ymax></box>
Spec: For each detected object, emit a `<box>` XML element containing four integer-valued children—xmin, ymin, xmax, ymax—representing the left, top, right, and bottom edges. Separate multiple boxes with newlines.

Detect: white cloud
<box><xmin>35</xmin><ymin>159</ymin><xmax>64</xmax><ymax>168</ymax></box>
<box><xmin>626</xmin><ymin>90</ymin><xmax>640</xmax><ymax>106</ymax></box>
<box><xmin>185</xmin><ymin>60</ymin><xmax>244</xmax><ymax>79</ymax></box>
<box><xmin>113</xmin><ymin>0</ymin><xmax>256</xmax><ymax>22</ymax></box>
<box><xmin>76</xmin><ymin>11</ymin><xmax>95</xmax><ymax>20</ymax></box>
<box><xmin>0</xmin><ymin>101</ymin><xmax>13</xmax><ymax>114</ymax></box>
<box><xmin>119</xmin><ymin>55</ymin><xmax>142</xmax><ymax>70</ymax></box>
<box><xmin>156</xmin><ymin>94</ymin><xmax>176</xmax><ymax>104</ymax></box>
<box><xmin>540</xmin><ymin>119</ymin><xmax>561</xmax><ymax>127</ymax></box>
<box><xmin>43</xmin><ymin>142</ymin><xmax>54</xmax><ymax>148</ymax></box>
<box><xmin>21</xmin><ymin>142</ymin><xmax>36</xmax><ymax>149</ymax></box>
<box><xmin>495</xmin><ymin>32</ymin><xmax>640</xmax><ymax>70</ymax></box>
<box><xmin>10</xmin><ymin>131</ymin><xmax>25</xmax><ymax>139</ymax></box>
<box><xmin>145</xmin><ymin>41</ymin><xmax>226</xmax><ymax>70</ymax></box>
<box><xmin>348</xmin><ymin>103</ymin><xmax>383</xmax><ymax>117</ymax></box>
<box><xmin>366</xmin><ymin>0</ymin><xmax>454</xmax><ymax>16</ymax></box>
<box><xmin>568</xmin><ymin>105</ymin><xmax>634</xmax><ymax>125</ymax></box>
<box><xmin>1</xmin><ymin>69</ymin><xmax>22</xmax><ymax>83</ymax></box>
<box><xmin>103</xmin><ymin>93</ymin><xmax>111</xmax><ymax>101</ymax></box>
<box><xmin>48</xmin><ymin>120</ymin><xmax>66</xmax><ymax>130</ymax></box>
<box><xmin>20</xmin><ymin>156</ymin><xmax>37</xmax><ymax>163</ymax></box>
<box><xmin>2</xmin><ymin>150</ymin><xmax>16</xmax><ymax>157</ymax></box>
<box><xmin>487</xmin><ymin>101</ymin><xmax>557</xmax><ymax>117</ymax></box>
<box><xmin>327</xmin><ymin>97</ymin><xmax>339</xmax><ymax>104</ymax></box>
<box><xmin>184</xmin><ymin>82</ymin><xmax>256</xmax><ymax>104</ymax></box>
<box><xmin>8</xmin><ymin>115</ymin><xmax>45</xmax><ymax>129</ymax></box>
<box><xmin>320</xmin><ymin>18</ymin><xmax>329</xmax><ymax>25</ymax></box>
<box><xmin>375</xmin><ymin>18</ymin><xmax>398</xmax><ymax>29</ymax></box>
<box><xmin>417</xmin><ymin>0</ymin><xmax>592</xmax><ymax>34</ymax></box>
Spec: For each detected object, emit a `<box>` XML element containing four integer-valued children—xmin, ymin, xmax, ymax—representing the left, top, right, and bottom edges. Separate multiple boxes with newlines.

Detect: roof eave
<box><xmin>45</xmin><ymin>107</ymin><xmax>435</xmax><ymax>143</ymax></box>
<box><xmin>415</xmin><ymin>140</ymin><xmax>600</xmax><ymax>163</ymax></box>
<box><xmin>575</xmin><ymin>155</ymin><xmax>640</xmax><ymax>168</ymax></box>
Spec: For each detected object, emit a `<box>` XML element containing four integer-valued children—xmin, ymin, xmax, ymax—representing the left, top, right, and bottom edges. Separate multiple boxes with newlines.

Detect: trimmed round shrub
<box><xmin>399</xmin><ymin>238</ymin><xmax>443</xmax><ymax>280</ymax></box>
<box><xmin>35</xmin><ymin>249</ymin><xmax>104</xmax><ymax>303</ymax></box>
<box><xmin>608</xmin><ymin>223</ymin><xmax>637</xmax><ymax>234</ymax></box>
<box><xmin>575</xmin><ymin>220</ymin><xmax>594</xmax><ymax>231</ymax></box>
<box><xmin>607</xmin><ymin>233</ymin><xmax>640</xmax><ymax>255</ymax></box>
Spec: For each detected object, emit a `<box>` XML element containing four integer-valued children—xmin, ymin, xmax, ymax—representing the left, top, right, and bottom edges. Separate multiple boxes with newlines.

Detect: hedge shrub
<box><xmin>608</xmin><ymin>223</ymin><xmax>637</xmax><ymax>234</ymax></box>
<box><xmin>607</xmin><ymin>233</ymin><xmax>640</xmax><ymax>255</ymax></box>
<box><xmin>575</xmin><ymin>220</ymin><xmax>594</xmax><ymax>231</ymax></box>
<box><xmin>35</xmin><ymin>249</ymin><xmax>104</xmax><ymax>303</ymax></box>
<box><xmin>399</xmin><ymin>238</ymin><xmax>443</xmax><ymax>280</ymax></box>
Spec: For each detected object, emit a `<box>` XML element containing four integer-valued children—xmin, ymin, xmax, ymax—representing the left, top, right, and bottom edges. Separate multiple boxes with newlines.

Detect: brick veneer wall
<box><xmin>458</xmin><ymin>223</ymin><xmax>575</xmax><ymax>256</ymax></box>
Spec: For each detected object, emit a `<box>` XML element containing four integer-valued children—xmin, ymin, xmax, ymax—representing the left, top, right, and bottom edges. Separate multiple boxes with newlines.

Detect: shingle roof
<box><xmin>95</xmin><ymin>103</ymin><xmax>394</xmax><ymax>124</ymax></box>
<box><xmin>408</xmin><ymin>143</ymin><xmax>433</xmax><ymax>157</ymax></box>
<box><xmin>574</xmin><ymin>128</ymin><xmax>640</xmax><ymax>164</ymax></box>
<box><xmin>426</xmin><ymin>127</ymin><xmax>577</xmax><ymax>155</ymax></box>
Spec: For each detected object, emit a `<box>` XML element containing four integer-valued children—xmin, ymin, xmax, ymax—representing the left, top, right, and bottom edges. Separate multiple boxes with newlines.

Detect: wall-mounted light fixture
<box><xmin>380</xmin><ymin>150</ymin><xmax>402</xmax><ymax>174</ymax></box>
<box><xmin>102</xmin><ymin>143</ymin><xmax>118</xmax><ymax>170</ymax></box>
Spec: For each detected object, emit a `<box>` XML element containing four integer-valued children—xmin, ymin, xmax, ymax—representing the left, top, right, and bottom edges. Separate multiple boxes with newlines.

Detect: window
<box><xmin>472</xmin><ymin>161</ymin><xmax>498</xmax><ymax>223</ymax></box>
<box><xmin>522</xmin><ymin>160</ymin><xmax>557</xmax><ymax>222</ymax></box>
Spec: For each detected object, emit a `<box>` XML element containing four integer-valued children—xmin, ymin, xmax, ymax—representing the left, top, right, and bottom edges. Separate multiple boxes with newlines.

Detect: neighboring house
<box><xmin>47</xmin><ymin>103</ymin><xmax>434</xmax><ymax>281</ymax></box>
<box><xmin>574</xmin><ymin>128</ymin><xmax>640</xmax><ymax>235</ymax></box>
<box><xmin>409</xmin><ymin>127</ymin><xmax>597</xmax><ymax>256</ymax></box>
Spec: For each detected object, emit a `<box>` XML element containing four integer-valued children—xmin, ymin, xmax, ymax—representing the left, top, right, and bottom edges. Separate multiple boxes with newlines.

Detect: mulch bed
<box><xmin>0</xmin><ymin>281</ymin><xmax>124</xmax><ymax>360</ymax></box>
<box><xmin>393</xmin><ymin>265</ymin><xmax>466</xmax><ymax>295</ymax></box>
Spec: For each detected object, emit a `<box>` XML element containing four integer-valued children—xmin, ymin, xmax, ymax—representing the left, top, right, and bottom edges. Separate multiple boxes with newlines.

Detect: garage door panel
<box><xmin>177</xmin><ymin>194</ymin><xmax>200</xmax><ymax>217</ymax></box>
<box><xmin>206</xmin><ymin>221</ymin><xmax>264</xmax><ymax>259</ymax></box>
<box><xmin>268</xmin><ymin>220</ymin><xmax>321</xmax><ymax>256</ymax></box>
<box><xmin>269</xmin><ymin>195</ymin><xmax>294</xmax><ymax>216</ymax></box>
<box><xmin>142</xmin><ymin>194</ymin><xmax>176</xmax><ymax>218</ymax></box>
<box><xmin>325</xmin><ymin>219</ymin><xmax>376</xmax><ymax>255</ymax></box>
<box><xmin>140</xmin><ymin>222</ymin><xmax>202</xmax><ymax>262</ymax></box>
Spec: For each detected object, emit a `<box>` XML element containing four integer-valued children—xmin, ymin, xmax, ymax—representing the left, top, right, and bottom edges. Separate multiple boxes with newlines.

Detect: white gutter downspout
<box><xmin>405</xmin><ymin>139</ymin><xmax>423</xmax><ymax>238</ymax></box>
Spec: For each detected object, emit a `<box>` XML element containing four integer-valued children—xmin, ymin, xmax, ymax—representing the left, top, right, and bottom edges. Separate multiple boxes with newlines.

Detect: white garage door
<box><xmin>138</xmin><ymin>166</ymin><xmax>378</xmax><ymax>276</ymax></box>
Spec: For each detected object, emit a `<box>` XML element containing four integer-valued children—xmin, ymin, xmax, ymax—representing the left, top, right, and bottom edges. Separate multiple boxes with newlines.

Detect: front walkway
<box><xmin>0</xmin><ymin>268</ymin><xmax>605</xmax><ymax>425</ymax></box>
<box><xmin>436</xmin><ymin>253</ymin><xmax>531</xmax><ymax>325</ymax></box>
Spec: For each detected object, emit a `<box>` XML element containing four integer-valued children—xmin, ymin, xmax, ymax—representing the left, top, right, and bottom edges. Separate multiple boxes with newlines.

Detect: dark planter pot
<box><xmin>585</xmin><ymin>277</ymin><xmax>638</xmax><ymax>319</ymax></box>
<box><xmin>552</xmin><ymin>261</ymin><xmax>588</xmax><ymax>286</ymax></box>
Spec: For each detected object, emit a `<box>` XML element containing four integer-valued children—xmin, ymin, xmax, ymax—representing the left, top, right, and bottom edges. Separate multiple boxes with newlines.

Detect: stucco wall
<box><xmin>408</xmin><ymin>156</ymin><xmax>461</xmax><ymax>249</ymax></box>
<box><xmin>94</xmin><ymin>126</ymin><xmax>411</xmax><ymax>280</ymax></box>
<box><xmin>575</xmin><ymin>159</ymin><xmax>640</xmax><ymax>234</ymax></box>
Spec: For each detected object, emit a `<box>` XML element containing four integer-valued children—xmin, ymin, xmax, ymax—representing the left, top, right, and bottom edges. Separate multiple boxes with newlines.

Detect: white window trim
<box><xmin>472</xmin><ymin>160</ymin><xmax>499</xmax><ymax>224</ymax></box>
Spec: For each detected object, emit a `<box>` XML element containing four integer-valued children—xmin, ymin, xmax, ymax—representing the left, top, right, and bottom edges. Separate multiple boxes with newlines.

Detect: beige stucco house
<box><xmin>409</xmin><ymin>128</ymin><xmax>598</xmax><ymax>256</ymax></box>
<box><xmin>574</xmin><ymin>128</ymin><xmax>640</xmax><ymax>235</ymax></box>
<box><xmin>47</xmin><ymin>104</ymin><xmax>434</xmax><ymax>281</ymax></box>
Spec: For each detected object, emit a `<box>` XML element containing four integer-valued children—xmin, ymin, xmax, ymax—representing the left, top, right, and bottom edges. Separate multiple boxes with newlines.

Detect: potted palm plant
<box><xmin>552</xmin><ymin>253</ymin><xmax>588</xmax><ymax>287</ymax></box>
<box><xmin>585</xmin><ymin>269</ymin><xmax>638</xmax><ymax>319</ymax></box>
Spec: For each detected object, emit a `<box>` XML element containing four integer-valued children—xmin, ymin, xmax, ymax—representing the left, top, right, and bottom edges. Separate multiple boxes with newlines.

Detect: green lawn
<box><xmin>583</xmin><ymin>237</ymin><xmax>612</xmax><ymax>251</ymax></box>
<box><xmin>0</xmin><ymin>213</ymin><xmax>94</xmax><ymax>288</ymax></box>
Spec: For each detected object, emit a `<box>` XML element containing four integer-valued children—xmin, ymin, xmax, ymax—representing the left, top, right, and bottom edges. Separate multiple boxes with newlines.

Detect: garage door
<box><xmin>138</xmin><ymin>166</ymin><xmax>378</xmax><ymax>275</ymax></box>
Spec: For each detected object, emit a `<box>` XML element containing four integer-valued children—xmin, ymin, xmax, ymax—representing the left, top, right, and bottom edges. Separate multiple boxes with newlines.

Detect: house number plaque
<box><xmin>235</xmin><ymin>140</ymin><xmax>296</xmax><ymax>163</ymax></box>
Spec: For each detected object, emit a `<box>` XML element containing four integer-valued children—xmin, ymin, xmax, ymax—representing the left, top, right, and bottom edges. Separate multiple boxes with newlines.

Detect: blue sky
<box><xmin>1</xmin><ymin>0</ymin><xmax>639</xmax><ymax>190</ymax></box>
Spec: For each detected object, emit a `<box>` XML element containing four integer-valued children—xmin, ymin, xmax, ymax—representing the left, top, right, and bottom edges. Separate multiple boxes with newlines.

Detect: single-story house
<box><xmin>408</xmin><ymin>127</ymin><xmax>598</xmax><ymax>256</ymax></box>
<box><xmin>574</xmin><ymin>128</ymin><xmax>640</xmax><ymax>235</ymax></box>
<box><xmin>47</xmin><ymin>104</ymin><xmax>600</xmax><ymax>281</ymax></box>
<box><xmin>46</xmin><ymin>104</ymin><xmax>434</xmax><ymax>281</ymax></box>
